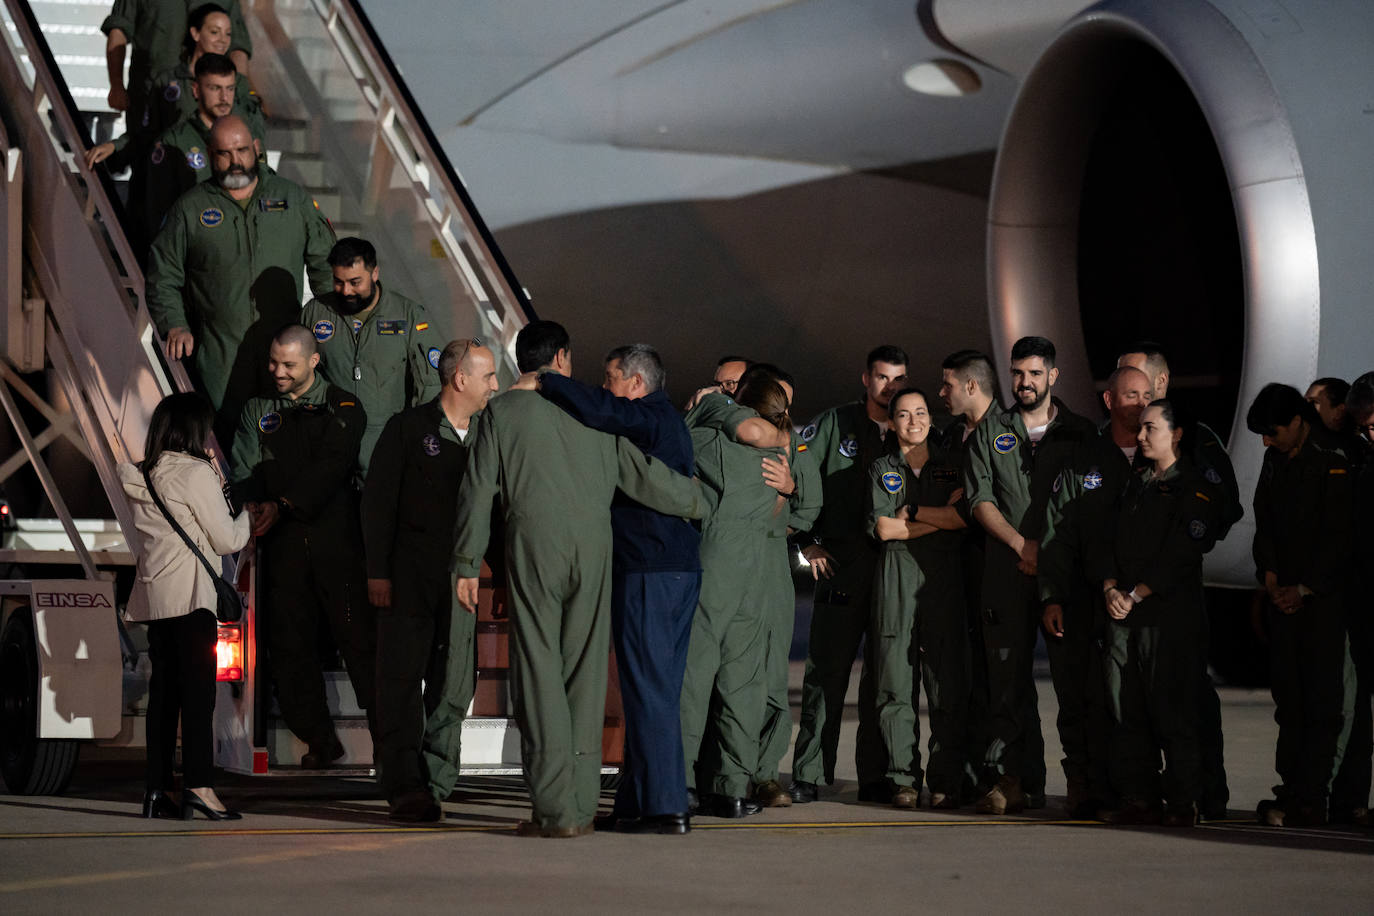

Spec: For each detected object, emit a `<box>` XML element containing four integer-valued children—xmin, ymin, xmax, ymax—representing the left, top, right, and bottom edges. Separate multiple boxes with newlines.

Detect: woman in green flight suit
<box><xmin>868</xmin><ymin>388</ymin><xmax>970</xmax><ymax>809</ymax></box>
<box><xmin>679</xmin><ymin>376</ymin><xmax>793</xmax><ymax>818</ymax></box>
<box><xmin>1096</xmin><ymin>399</ymin><xmax>1220</xmax><ymax>827</ymax></box>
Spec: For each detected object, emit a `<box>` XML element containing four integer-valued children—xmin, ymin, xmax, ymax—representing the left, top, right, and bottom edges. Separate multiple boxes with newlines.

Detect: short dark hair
<box><xmin>606</xmin><ymin>343</ymin><xmax>665</xmax><ymax>394</ymax></box>
<box><xmin>887</xmin><ymin>386</ymin><xmax>930</xmax><ymax>421</ymax></box>
<box><xmin>515</xmin><ymin>320</ymin><xmax>570</xmax><ymax>373</ymax></box>
<box><xmin>717</xmin><ymin>355</ymin><xmax>751</xmax><ymax>368</ymax></box>
<box><xmin>328</xmin><ymin>237</ymin><xmax>377</xmax><ymax>271</ymax></box>
<box><xmin>1245</xmin><ymin>382</ymin><xmax>1313</xmax><ymax>436</ymax></box>
<box><xmin>867</xmin><ymin>345</ymin><xmax>908</xmax><ymax>371</ymax></box>
<box><xmin>142</xmin><ymin>391</ymin><xmax>214</xmax><ymax>471</ymax></box>
<box><xmin>273</xmin><ymin>323</ymin><xmax>318</xmax><ymax>356</ymax></box>
<box><xmin>193</xmin><ymin>52</ymin><xmax>236</xmax><ymax>80</ymax></box>
<box><xmin>1010</xmin><ymin>336</ymin><xmax>1056</xmax><ymax>368</ymax></box>
<box><xmin>1346</xmin><ymin>372</ymin><xmax>1374</xmax><ymax>421</ymax></box>
<box><xmin>736</xmin><ymin>362</ymin><xmax>794</xmax><ymax>395</ymax></box>
<box><xmin>941</xmin><ymin>349</ymin><xmax>995</xmax><ymax>395</ymax></box>
<box><xmin>1310</xmin><ymin>376</ymin><xmax>1350</xmax><ymax>408</ymax></box>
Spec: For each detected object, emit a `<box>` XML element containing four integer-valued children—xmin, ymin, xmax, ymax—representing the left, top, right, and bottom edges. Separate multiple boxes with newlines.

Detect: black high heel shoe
<box><xmin>182</xmin><ymin>792</ymin><xmax>242</xmax><ymax>821</ymax></box>
<box><xmin>142</xmin><ymin>789</ymin><xmax>181</xmax><ymax>819</ymax></box>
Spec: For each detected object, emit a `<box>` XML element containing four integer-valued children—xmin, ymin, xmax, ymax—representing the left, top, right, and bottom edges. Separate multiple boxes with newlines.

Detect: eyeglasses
<box><xmin>453</xmin><ymin>337</ymin><xmax>482</xmax><ymax>360</ymax></box>
<box><xmin>718</xmin><ymin>378</ymin><xmax>739</xmax><ymax>393</ymax></box>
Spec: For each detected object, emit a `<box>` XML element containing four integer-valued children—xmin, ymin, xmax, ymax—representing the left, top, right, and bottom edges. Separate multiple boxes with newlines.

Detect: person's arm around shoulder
<box><xmin>687</xmin><ymin>391</ymin><xmax>787</xmax><ymax>449</ymax></box>
<box><xmin>540</xmin><ymin>372</ymin><xmax>664</xmax><ymax>445</ymax></box>
<box><xmin>615</xmin><ymin>437</ymin><xmax>710</xmax><ymax>520</ymax></box>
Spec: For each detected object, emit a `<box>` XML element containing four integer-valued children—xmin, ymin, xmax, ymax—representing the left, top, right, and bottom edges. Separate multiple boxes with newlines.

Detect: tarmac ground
<box><xmin>2</xmin><ymin>662</ymin><xmax>1372</xmax><ymax>914</ymax></box>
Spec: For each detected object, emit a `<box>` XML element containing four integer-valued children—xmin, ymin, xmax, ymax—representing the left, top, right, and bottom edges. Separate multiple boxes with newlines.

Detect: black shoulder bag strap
<box><xmin>141</xmin><ymin>463</ymin><xmax>239</xmax><ymax>619</ymax></box>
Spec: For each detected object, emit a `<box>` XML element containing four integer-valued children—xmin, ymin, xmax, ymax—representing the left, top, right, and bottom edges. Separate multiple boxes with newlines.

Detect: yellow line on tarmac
<box><xmin>1</xmin><ymin>816</ymin><xmax>1257</xmax><ymax>842</ymax></box>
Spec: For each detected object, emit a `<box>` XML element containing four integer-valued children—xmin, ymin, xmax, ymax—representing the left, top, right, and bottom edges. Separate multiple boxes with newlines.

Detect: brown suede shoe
<box><xmin>975</xmin><ymin>776</ymin><xmax>1025</xmax><ymax>815</ymax></box>
<box><xmin>892</xmin><ymin>786</ymin><xmax>920</xmax><ymax>809</ymax></box>
<box><xmin>928</xmin><ymin>792</ymin><xmax>961</xmax><ymax>810</ymax></box>
<box><xmin>754</xmin><ymin>780</ymin><xmax>793</xmax><ymax>808</ymax></box>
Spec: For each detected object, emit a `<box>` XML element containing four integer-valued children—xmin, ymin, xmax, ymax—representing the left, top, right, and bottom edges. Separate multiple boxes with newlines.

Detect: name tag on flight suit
<box><xmin>259</xmin><ymin>198</ymin><xmax>289</xmax><ymax>212</ymax></box>
<box><xmin>377</xmin><ymin>319</ymin><xmax>407</xmax><ymax>335</ymax></box>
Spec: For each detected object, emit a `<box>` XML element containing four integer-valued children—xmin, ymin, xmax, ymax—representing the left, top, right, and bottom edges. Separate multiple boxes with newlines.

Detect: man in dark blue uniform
<box><xmin>536</xmin><ymin>343</ymin><xmax>702</xmax><ymax>835</ymax></box>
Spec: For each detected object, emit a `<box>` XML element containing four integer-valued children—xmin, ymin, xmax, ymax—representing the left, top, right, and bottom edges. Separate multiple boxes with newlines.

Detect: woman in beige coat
<box><xmin>119</xmin><ymin>392</ymin><xmax>251</xmax><ymax>819</ymax></box>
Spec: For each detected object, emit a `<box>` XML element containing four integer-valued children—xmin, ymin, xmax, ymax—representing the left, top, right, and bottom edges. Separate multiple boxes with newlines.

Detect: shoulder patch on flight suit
<box><xmin>422</xmin><ymin>433</ymin><xmax>441</xmax><ymax>457</ymax></box>
<box><xmin>377</xmin><ymin>319</ymin><xmax>407</xmax><ymax>335</ymax></box>
<box><xmin>1330</xmin><ymin>467</ymin><xmax>1348</xmax><ymax>475</ymax></box>
<box><xmin>994</xmin><ymin>432</ymin><xmax>1018</xmax><ymax>454</ymax></box>
<box><xmin>259</xmin><ymin>198</ymin><xmax>289</xmax><ymax>212</ymax></box>
<box><xmin>1052</xmin><ymin>473</ymin><xmax>1063</xmax><ymax>495</ymax></box>
<box><xmin>838</xmin><ymin>435</ymin><xmax>858</xmax><ymax>458</ymax></box>
<box><xmin>1194</xmin><ymin>491</ymin><xmax>1211</xmax><ymax>502</ymax></box>
<box><xmin>186</xmin><ymin>148</ymin><xmax>205</xmax><ymax>170</ymax></box>
<box><xmin>313</xmin><ymin>319</ymin><xmax>334</xmax><ymax>342</ymax></box>
<box><xmin>1083</xmin><ymin>469</ymin><xmax>1102</xmax><ymax>490</ymax></box>
<box><xmin>150</xmin><ymin>143</ymin><xmax>165</xmax><ymax>165</ymax></box>
<box><xmin>199</xmin><ymin>207</ymin><xmax>224</xmax><ymax>228</ymax></box>
<box><xmin>258</xmin><ymin>412</ymin><xmax>281</xmax><ymax>433</ymax></box>
<box><xmin>415</xmin><ymin>322</ymin><xmax>429</xmax><ymax>331</ymax></box>
<box><xmin>338</xmin><ymin>400</ymin><xmax>356</xmax><ymax>407</ymax></box>
<box><xmin>881</xmin><ymin>471</ymin><xmax>903</xmax><ymax>494</ymax></box>
<box><xmin>1204</xmin><ymin>467</ymin><xmax>1221</xmax><ymax>485</ymax></box>
<box><xmin>801</xmin><ymin>423</ymin><xmax>817</xmax><ymax>441</ymax></box>
<box><xmin>427</xmin><ymin>347</ymin><xmax>441</xmax><ymax>369</ymax></box>
<box><xmin>1188</xmin><ymin>519</ymin><xmax>1208</xmax><ymax>540</ymax></box>
<box><xmin>796</xmin><ymin>443</ymin><xmax>807</xmax><ymax>452</ymax></box>
<box><xmin>164</xmin><ymin>83</ymin><xmax>181</xmax><ymax>101</ymax></box>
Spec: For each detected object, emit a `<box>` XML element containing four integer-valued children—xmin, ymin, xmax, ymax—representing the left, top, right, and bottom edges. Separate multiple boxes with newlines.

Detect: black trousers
<box><xmin>145</xmin><ymin>608</ymin><xmax>218</xmax><ymax>790</ymax></box>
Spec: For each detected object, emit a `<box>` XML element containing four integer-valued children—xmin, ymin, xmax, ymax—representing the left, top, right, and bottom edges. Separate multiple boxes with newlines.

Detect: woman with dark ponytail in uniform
<box><xmin>1095</xmin><ymin>399</ymin><xmax>1219</xmax><ymax>827</ymax></box>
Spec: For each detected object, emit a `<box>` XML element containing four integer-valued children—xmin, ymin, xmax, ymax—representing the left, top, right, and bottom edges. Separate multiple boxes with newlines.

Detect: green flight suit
<box><xmin>963</xmin><ymin>397</ymin><xmax>1096</xmax><ymax>791</ymax></box>
<box><xmin>301</xmin><ymin>286</ymin><xmax>448</xmax><ymax>475</ymax></box>
<box><xmin>791</xmin><ymin>401</ymin><xmax>889</xmax><ymax>788</ymax></box>
<box><xmin>101</xmin><ymin>0</ymin><xmax>252</xmax><ymax>134</ymax></box>
<box><xmin>682</xmin><ymin>393</ymin><xmax>823</xmax><ymax>788</ymax></box>
<box><xmin>451</xmin><ymin>388</ymin><xmax>708</xmax><ymax>831</ymax></box>
<box><xmin>678</xmin><ymin>421</ymin><xmax>785</xmax><ymax>798</ymax></box>
<box><xmin>145</xmin><ymin>62</ymin><xmax>260</xmax><ymax>142</ymax></box>
<box><xmin>147</xmin><ymin>168</ymin><xmax>335</xmax><ymax>452</ymax></box>
<box><xmin>1038</xmin><ymin>427</ymin><xmax>1142</xmax><ymax>806</ymax></box>
<box><xmin>145</xmin><ymin>109</ymin><xmax>268</xmax><ymax>235</ymax></box>
<box><xmin>868</xmin><ymin>447</ymin><xmax>969</xmax><ymax>794</ymax></box>
<box><xmin>1253</xmin><ymin>430</ymin><xmax>1354</xmax><ymax>810</ymax></box>
<box><xmin>229</xmin><ymin>375</ymin><xmax>375</xmax><ymax>754</ymax></box>
<box><xmin>1094</xmin><ymin>460</ymin><xmax>1220</xmax><ymax>810</ymax></box>
<box><xmin>362</xmin><ymin>400</ymin><xmax>482</xmax><ymax>803</ymax></box>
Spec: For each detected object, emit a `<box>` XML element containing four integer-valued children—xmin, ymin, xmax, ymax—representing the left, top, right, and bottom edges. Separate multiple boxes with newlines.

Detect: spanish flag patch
<box><xmin>415</xmin><ymin>322</ymin><xmax>428</xmax><ymax>331</ymax></box>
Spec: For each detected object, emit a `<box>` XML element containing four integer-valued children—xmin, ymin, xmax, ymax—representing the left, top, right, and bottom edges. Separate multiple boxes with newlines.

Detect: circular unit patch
<box><xmin>838</xmin><ymin>436</ymin><xmax>858</xmax><ymax>458</ymax></box>
<box><xmin>801</xmin><ymin>423</ymin><xmax>817</xmax><ymax>442</ymax></box>
<box><xmin>1083</xmin><ymin>470</ymin><xmax>1103</xmax><ymax>490</ymax></box>
<box><xmin>164</xmin><ymin>83</ymin><xmax>181</xmax><ymax>101</ymax></box>
<box><xmin>1204</xmin><ymin>468</ymin><xmax>1221</xmax><ymax>485</ymax></box>
<box><xmin>258</xmin><ymin>411</ymin><xmax>281</xmax><ymax>433</ymax></box>
<box><xmin>1188</xmin><ymin>519</ymin><xmax>1208</xmax><ymax>540</ymax></box>
<box><xmin>993</xmin><ymin>432</ymin><xmax>1018</xmax><ymax>454</ymax></box>
<box><xmin>881</xmin><ymin>471</ymin><xmax>903</xmax><ymax>494</ymax></box>
<box><xmin>186</xmin><ymin>150</ymin><xmax>206</xmax><ymax>170</ymax></box>
<box><xmin>313</xmin><ymin>319</ymin><xmax>334</xmax><ymax>342</ymax></box>
<box><xmin>422</xmin><ymin>433</ymin><xmax>441</xmax><ymax>457</ymax></box>
<box><xmin>427</xmin><ymin>347</ymin><xmax>441</xmax><ymax>369</ymax></box>
<box><xmin>199</xmin><ymin>207</ymin><xmax>224</xmax><ymax>228</ymax></box>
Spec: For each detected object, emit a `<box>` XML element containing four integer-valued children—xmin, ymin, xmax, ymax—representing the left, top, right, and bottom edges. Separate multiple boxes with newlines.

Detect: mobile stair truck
<box><xmin>0</xmin><ymin>0</ymin><xmax>576</xmax><ymax>794</ymax></box>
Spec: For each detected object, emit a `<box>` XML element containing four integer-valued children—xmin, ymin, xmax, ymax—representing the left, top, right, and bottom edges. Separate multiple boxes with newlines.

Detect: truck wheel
<box><xmin>0</xmin><ymin>610</ymin><xmax>80</xmax><ymax>795</ymax></box>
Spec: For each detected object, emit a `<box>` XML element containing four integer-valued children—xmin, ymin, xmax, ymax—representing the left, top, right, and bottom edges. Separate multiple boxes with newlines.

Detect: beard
<box><xmin>334</xmin><ymin>283</ymin><xmax>376</xmax><ymax>315</ymax></box>
<box><xmin>215</xmin><ymin>161</ymin><xmax>257</xmax><ymax>190</ymax></box>
<box><xmin>1015</xmin><ymin>385</ymin><xmax>1048</xmax><ymax>411</ymax></box>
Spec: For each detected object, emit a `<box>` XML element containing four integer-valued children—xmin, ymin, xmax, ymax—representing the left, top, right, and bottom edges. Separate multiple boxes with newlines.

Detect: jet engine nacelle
<box><xmin>985</xmin><ymin>0</ymin><xmax>1374</xmax><ymax>587</ymax></box>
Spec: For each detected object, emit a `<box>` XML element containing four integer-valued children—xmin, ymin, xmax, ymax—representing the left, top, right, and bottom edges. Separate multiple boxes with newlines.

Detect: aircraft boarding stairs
<box><xmin>0</xmin><ymin>0</ymin><xmax>535</xmax><ymax>789</ymax></box>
